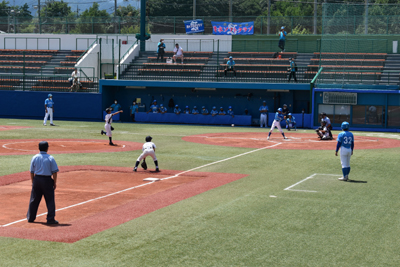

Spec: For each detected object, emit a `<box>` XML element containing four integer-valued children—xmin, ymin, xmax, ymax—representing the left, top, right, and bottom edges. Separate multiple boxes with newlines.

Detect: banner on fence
<box><xmin>184</xmin><ymin>19</ymin><xmax>204</xmax><ymax>34</ymax></box>
<box><xmin>211</xmin><ymin>21</ymin><xmax>254</xmax><ymax>35</ymax></box>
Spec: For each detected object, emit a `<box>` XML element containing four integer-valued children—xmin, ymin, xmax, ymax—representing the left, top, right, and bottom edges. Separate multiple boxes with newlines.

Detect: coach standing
<box><xmin>43</xmin><ymin>94</ymin><xmax>54</xmax><ymax>126</ymax></box>
<box><xmin>27</xmin><ymin>141</ymin><xmax>59</xmax><ymax>224</ymax></box>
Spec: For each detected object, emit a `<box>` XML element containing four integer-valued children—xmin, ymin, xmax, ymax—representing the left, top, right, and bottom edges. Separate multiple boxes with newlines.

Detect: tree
<box><xmin>40</xmin><ymin>0</ymin><xmax>72</xmax><ymax>17</ymax></box>
<box><xmin>73</xmin><ymin>3</ymin><xmax>111</xmax><ymax>34</ymax></box>
<box><xmin>117</xmin><ymin>4</ymin><xmax>139</xmax><ymax>17</ymax></box>
<box><xmin>0</xmin><ymin>0</ymin><xmax>9</xmax><ymax>17</ymax></box>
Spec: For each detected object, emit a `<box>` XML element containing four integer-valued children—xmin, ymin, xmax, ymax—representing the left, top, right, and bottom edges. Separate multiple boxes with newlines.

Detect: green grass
<box><xmin>1</xmin><ymin>118</ymin><xmax>400</xmax><ymax>266</ymax></box>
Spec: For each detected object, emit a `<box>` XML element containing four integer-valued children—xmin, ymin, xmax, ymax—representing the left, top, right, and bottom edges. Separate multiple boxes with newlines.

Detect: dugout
<box><xmin>312</xmin><ymin>86</ymin><xmax>400</xmax><ymax>131</ymax></box>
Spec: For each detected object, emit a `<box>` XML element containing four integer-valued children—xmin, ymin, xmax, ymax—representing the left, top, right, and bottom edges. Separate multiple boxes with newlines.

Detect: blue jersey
<box><xmin>227</xmin><ymin>110</ymin><xmax>234</xmax><ymax>116</ymax></box>
<box><xmin>159</xmin><ymin>107</ymin><xmax>167</xmax><ymax>113</ymax></box>
<box><xmin>192</xmin><ymin>109</ymin><xmax>199</xmax><ymax>114</ymax></box>
<box><xmin>259</xmin><ymin>105</ymin><xmax>268</xmax><ymax>113</ymax></box>
<box><xmin>279</xmin><ymin>31</ymin><xmax>287</xmax><ymax>40</ymax></box>
<box><xmin>290</xmin><ymin>61</ymin><xmax>295</xmax><ymax>72</ymax></box>
<box><xmin>110</xmin><ymin>103</ymin><xmax>121</xmax><ymax>111</ymax></box>
<box><xmin>274</xmin><ymin>112</ymin><xmax>284</xmax><ymax>122</ymax></box>
<box><xmin>219</xmin><ymin>111</ymin><xmax>226</xmax><ymax>115</ymax></box>
<box><xmin>210</xmin><ymin>109</ymin><xmax>218</xmax><ymax>115</ymax></box>
<box><xmin>227</xmin><ymin>60</ymin><xmax>235</xmax><ymax>66</ymax></box>
<box><xmin>202</xmin><ymin>109</ymin><xmax>208</xmax><ymax>114</ymax></box>
<box><xmin>184</xmin><ymin>109</ymin><xmax>190</xmax><ymax>114</ymax></box>
<box><xmin>130</xmin><ymin>104</ymin><xmax>138</xmax><ymax>114</ymax></box>
<box><xmin>150</xmin><ymin>104</ymin><xmax>159</xmax><ymax>113</ymax></box>
<box><xmin>337</xmin><ymin>131</ymin><xmax>354</xmax><ymax>149</ymax></box>
<box><xmin>286</xmin><ymin>116</ymin><xmax>296</xmax><ymax>124</ymax></box>
<box><xmin>174</xmin><ymin>108</ymin><xmax>181</xmax><ymax>114</ymax></box>
<box><xmin>30</xmin><ymin>151</ymin><xmax>59</xmax><ymax>176</ymax></box>
<box><xmin>45</xmin><ymin>98</ymin><xmax>54</xmax><ymax>108</ymax></box>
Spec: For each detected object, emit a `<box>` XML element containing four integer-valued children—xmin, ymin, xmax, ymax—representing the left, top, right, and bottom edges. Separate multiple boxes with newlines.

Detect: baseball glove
<box><xmin>111</xmin><ymin>126</ymin><xmax>114</xmax><ymax>131</ymax></box>
<box><xmin>141</xmin><ymin>160</ymin><xmax>147</xmax><ymax>170</ymax></box>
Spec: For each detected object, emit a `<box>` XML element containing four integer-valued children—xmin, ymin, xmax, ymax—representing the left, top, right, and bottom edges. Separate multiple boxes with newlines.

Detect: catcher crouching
<box><xmin>133</xmin><ymin>136</ymin><xmax>160</xmax><ymax>172</ymax></box>
<box><xmin>316</xmin><ymin>120</ymin><xmax>332</xmax><ymax>140</ymax></box>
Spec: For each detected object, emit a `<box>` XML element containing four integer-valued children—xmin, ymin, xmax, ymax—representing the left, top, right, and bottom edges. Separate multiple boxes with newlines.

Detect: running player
<box><xmin>267</xmin><ymin>108</ymin><xmax>288</xmax><ymax>140</ymax></box>
<box><xmin>101</xmin><ymin>108</ymin><xmax>123</xmax><ymax>146</ymax></box>
<box><xmin>335</xmin><ymin>122</ymin><xmax>354</xmax><ymax>181</ymax></box>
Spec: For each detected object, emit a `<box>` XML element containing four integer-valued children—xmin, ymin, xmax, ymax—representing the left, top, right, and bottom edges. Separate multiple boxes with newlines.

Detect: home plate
<box><xmin>143</xmin><ymin>177</ymin><xmax>161</xmax><ymax>181</ymax></box>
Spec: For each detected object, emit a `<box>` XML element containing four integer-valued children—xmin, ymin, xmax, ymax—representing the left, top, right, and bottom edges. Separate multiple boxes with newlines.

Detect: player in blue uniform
<box><xmin>201</xmin><ymin>106</ymin><xmax>209</xmax><ymax>115</ymax></box>
<box><xmin>192</xmin><ymin>106</ymin><xmax>199</xmax><ymax>115</ymax></box>
<box><xmin>218</xmin><ymin>107</ymin><xmax>226</xmax><ymax>115</ymax></box>
<box><xmin>335</xmin><ymin>122</ymin><xmax>354</xmax><ymax>181</ymax></box>
<box><xmin>227</xmin><ymin>106</ymin><xmax>234</xmax><ymax>117</ymax></box>
<box><xmin>184</xmin><ymin>106</ymin><xmax>191</xmax><ymax>114</ymax></box>
<box><xmin>259</xmin><ymin>101</ymin><xmax>269</xmax><ymax>128</ymax></box>
<box><xmin>174</xmin><ymin>105</ymin><xmax>181</xmax><ymax>114</ymax></box>
<box><xmin>43</xmin><ymin>94</ymin><xmax>55</xmax><ymax>126</ymax></box>
<box><xmin>147</xmin><ymin>100</ymin><xmax>159</xmax><ymax>113</ymax></box>
<box><xmin>210</xmin><ymin>106</ymin><xmax>218</xmax><ymax>116</ymax></box>
<box><xmin>286</xmin><ymin>113</ymin><xmax>296</xmax><ymax>131</ymax></box>
<box><xmin>159</xmin><ymin>104</ymin><xmax>167</xmax><ymax>114</ymax></box>
<box><xmin>267</xmin><ymin>108</ymin><xmax>287</xmax><ymax>140</ymax></box>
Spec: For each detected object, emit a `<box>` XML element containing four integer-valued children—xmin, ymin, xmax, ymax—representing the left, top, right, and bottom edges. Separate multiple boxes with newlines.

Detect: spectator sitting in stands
<box><xmin>159</xmin><ymin>104</ymin><xmax>167</xmax><ymax>114</ymax></box>
<box><xmin>224</xmin><ymin>56</ymin><xmax>236</xmax><ymax>77</ymax></box>
<box><xmin>192</xmin><ymin>106</ymin><xmax>199</xmax><ymax>115</ymax></box>
<box><xmin>184</xmin><ymin>106</ymin><xmax>191</xmax><ymax>114</ymax></box>
<box><xmin>110</xmin><ymin>99</ymin><xmax>121</xmax><ymax>111</ymax></box>
<box><xmin>201</xmin><ymin>106</ymin><xmax>209</xmax><ymax>115</ymax></box>
<box><xmin>174</xmin><ymin>105</ymin><xmax>181</xmax><ymax>114</ymax></box>
<box><xmin>227</xmin><ymin>106</ymin><xmax>234</xmax><ymax>118</ymax></box>
<box><xmin>286</xmin><ymin>113</ymin><xmax>296</xmax><ymax>131</ymax></box>
<box><xmin>147</xmin><ymin>100</ymin><xmax>159</xmax><ymax>114</ymax></box>
<box><xmin>211</xmin><ymin>106</ymin><xmax>218</xmax><ymax>116</ymax></box>
<box><xmin>173</xmin><ymin>43</ymin><xmax>184</xmax><ymax>64</ymax></box>
<box><xmin>219</xmin><ymin>107</ymin><xmax>226</xmax><ymax>115</ymax></box>
<box><xmin>68</xmin><ymin>68</ymin><xmax>81</xmax><ymax>87</ymax></box>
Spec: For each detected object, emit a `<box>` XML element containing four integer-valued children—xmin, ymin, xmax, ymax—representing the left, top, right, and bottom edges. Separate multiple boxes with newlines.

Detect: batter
<box><xmin>267</xmin><ymin>108</ymin><xmax>288</xmax><ymax>140</ymax></box>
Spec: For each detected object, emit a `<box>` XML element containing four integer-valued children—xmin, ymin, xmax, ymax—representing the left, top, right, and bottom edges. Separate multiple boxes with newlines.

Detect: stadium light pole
<box><xmin>140</xmin><ymin>0</ymin><xmax>146</xmax><ymax>51</ymax></box>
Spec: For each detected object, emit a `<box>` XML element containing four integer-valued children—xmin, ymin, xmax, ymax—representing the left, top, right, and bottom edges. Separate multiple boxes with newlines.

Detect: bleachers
<box><xmin>0</xmin><ymin>49</ymin><xmax>98</xmax><ymax>92</ymax></box>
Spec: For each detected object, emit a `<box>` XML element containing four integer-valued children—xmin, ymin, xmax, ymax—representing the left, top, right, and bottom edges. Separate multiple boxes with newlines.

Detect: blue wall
<box><xmin>100</xmin><ymin>80</ymin><xmax>311</xmax><ymax>123</ymax></box>
<box><xmin>0</xmin><ymin>91</ymin><xmax>102</xmax><ymax>121</ymax></box>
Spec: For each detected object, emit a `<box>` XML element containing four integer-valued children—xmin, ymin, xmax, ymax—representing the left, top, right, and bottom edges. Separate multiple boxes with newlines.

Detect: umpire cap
<box><xmin>38</xmin><ymin>141</ymin><xmax>49</xmax><ymax>151</ymax></box>
<box><xmin>145</xmin><ymin>136</ymin><xmax>152</xmax><ymax>142</ymax></box>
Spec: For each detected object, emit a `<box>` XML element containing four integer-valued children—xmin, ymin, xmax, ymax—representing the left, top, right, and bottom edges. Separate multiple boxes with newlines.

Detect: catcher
<box><xmin>316</xmin><ymin>119</ymin><xmax>332</xmax><ymax>140</ymax></box>
<box><xmin>101</xmin><ymin>108</ymin><xmax>123</xmax><ymax>146</ymax></box>
<box><xmin>133</xmin><ymin>136</ymin><xmax>160</xmax><ymax>172</ymax></box>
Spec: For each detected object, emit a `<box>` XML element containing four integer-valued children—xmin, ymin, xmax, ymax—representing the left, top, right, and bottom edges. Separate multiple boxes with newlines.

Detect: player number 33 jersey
<box><xmin>142</xmin><ymin>142</ymin><xmax>156</xmax><ymax>151</ymax></box>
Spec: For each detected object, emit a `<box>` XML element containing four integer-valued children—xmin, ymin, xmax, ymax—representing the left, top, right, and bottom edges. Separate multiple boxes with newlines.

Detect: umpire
<box><xmin>27</xmin><ymin>141</ymin><xmax>59</xmax><ymax>224</ymax></box>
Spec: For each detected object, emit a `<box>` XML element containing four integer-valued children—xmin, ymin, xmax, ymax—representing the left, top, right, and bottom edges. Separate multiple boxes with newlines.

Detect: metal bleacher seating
<box><xmin>0</xmin><ymin>49</ymin><xmax>98</xmax><ymax>92</ymax></box>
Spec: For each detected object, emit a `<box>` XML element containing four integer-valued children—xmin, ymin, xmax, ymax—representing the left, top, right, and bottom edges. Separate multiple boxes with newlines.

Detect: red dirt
<box><xmin>182</xmin><ymin>132</ymin><xmax>400</xmax><ymax>150</ymax></box>
<box><xmin>0</xmin><ymin>125</ymin><xmax>31</xmax><ymax>131</ymax></box>
<box><xmin>0</xmin><ymin>165</ymin><xmax>247</xmax><ymax>243</ymax></box>
<box><xmin>0</xmin><ymin>139</ymin><xmax>142</xmax><ymax>156</ymax></box>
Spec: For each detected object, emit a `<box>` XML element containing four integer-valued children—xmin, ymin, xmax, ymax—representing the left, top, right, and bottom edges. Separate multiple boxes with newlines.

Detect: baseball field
<box><xmin>0</xmin><ymin>118</ymin><xmax>400</xmax><ymax>266</ymax></box>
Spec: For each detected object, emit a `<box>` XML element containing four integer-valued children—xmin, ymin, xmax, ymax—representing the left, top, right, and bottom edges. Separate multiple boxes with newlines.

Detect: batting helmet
<box><xmin>341</xmin><ymin>122</ymin><xmax>350</xmax><ymax>130</ymax></box>
<box><xmin>48</xmin><ymin>94</ymin><xmax>52</xmax><ymax>98</ymax></box>
<box><xmin>277</xmin><ymin>108</ymin><xmax>283</xmax><ymax>112</ymax></box>
<box><xmin>288</xmin><ymin>113</ymin><xmax>292</xmax><ymax>116</ymax></box>
<box><xmin>145</xmin><ymin>136</ymin><xmax>152</xmax><ymax>142</ymax></box>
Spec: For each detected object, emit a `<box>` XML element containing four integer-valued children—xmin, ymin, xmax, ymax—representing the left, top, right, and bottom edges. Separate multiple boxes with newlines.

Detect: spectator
<box><xmin>286</xmin><ymin>113</ymin><xmax>296</xmax><ymax>131</ymax></box>
<box><xmin>288</xmin><ymin>58</ymin><xmax>297</xmax><ymax>82</ymax></box>
<box><xmin>259</xmin><ymin>100</ymin><xmax>268</xmax><ymax>128</ymax></box>
<box><xmin>367</xmin><ymin>105</ymin><xmax>378</xmax><ymax>123</ymax></box>
<box><xmin>159</xmin><ymin>104</ymin><xmax>167</xmax><ymax>114</ymax></box>
<box><xmin>244</xmin><ymin>108</ymin><xmax>249</xmax><ymax>115</ymax></box>
<box><xmin>173</xmin><ymin>43</ymin><xmax>184</xmax><ymax>64</ymax></box>
<box><xmin>278</xmin><ymin>26</ymin><xmax>287</xmax><ymax>52</ymax></box>
<box><xmin>211</xmin><ymin>106</ymin><xmax>218</xmax><ymax>116</ymax></box>
<box><xmin>192</xmin><ymin>106</ymin><xmax>199</xmax><ymax>115</ymax></box>
<box><xmin>129</xmin><ymin>100</ymin><xmax>139</xmax><ymax>122</ymax></box>
<box><xmin>224</xmin><ymin>56</ymin><xmax>236</xmax><ymax>77</ymax></box>
<box><xmin>321</xmin><ymin>112</ymin><xmax>333</xmax><ymax>138</ymax></box>
<box><xmin>282</xmin><ymin>104</ymin><xmax>290</xmax><ymax>118</ymax></box>
<box><xmin>68</xmin><ymin>68</ymin><xmax>80</xmax><ymax>87</ymax></box>
<box><xmin>110</xmin><ymin>99</ymin><xmax>121</xmax><ymax>111</ymax></box>
<box><xmin>157</xmin><ymin>39</ymin><xmax>166</xmax><ymax>62</ymax></box>
<box><xmin>147</xmin><ymin>100</ymin><xmax>159</xmax><ymax>114</ymax></box>
<box><xmin>201</xmin><ymin>106</ymin><xmax>209</xmax><ymax>115</ymax></box>
<box><xmin>227</xmin><ymin>106</ymin><xmax>234</xmax><ymax>118</ymax></box>
<box><xmin>218</xmin><ymin>107</ymin><xmax>226</xmax><ymax>115</ymax></box>
<box><xmin>174</xmin><ymin>105</ymin><xmax>181</xmax><ymax>114</ymax></box>
<box><xmin>184</xmin><ymin>106</ymin><xmax>191</xmax><ymax>114</ymax></box>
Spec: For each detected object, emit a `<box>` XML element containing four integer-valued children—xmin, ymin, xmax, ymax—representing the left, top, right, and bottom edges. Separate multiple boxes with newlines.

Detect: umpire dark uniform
<box><xmin>27</xmin><ymin>141</ymin><xmax>59</xmax><ymax>224</ymax></box>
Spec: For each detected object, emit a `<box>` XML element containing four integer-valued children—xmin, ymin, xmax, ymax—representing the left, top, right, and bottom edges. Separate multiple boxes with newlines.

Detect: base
<box><xmin>143</xmin><ymin>177</ymin><xmax>161</xmax><ymax>182</ymax></box>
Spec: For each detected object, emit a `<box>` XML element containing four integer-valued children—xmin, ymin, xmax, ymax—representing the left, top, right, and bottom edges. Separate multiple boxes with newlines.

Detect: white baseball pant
<box><xmin>104</xmin><ymin>124</ymin><xmax>112</xmax><ymax>137</ymax></box>
<box><xmin>269</xmin><ymin>120</ymin><xmax>283</xmax><ymax>133</ymax></box>
<box><xmin>260</xmin><ymin>114</ymin><xmax>267</xmax><ymax>127</ymax></box>
<box><xmin>137</xmin><ymin>150</ymin><xmax>157</xmax><ymax>162</ymax></box>
<box><xmin>43</xmin><ymin>107</ymin><xmax>53</xmax><ymax>125</ymax></box>
<box><xmin>340</xmin><ymin>147</ymin><xmax>352</xmax><ymax>168</ymax></box>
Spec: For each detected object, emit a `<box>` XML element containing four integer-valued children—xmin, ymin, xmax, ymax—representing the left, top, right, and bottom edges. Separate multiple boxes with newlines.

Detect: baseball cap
<box><xmin>228</xmin><ymin>106</ymin><xmax>232</xmax><ymax>109</ymax></box>
<box><xmin>220</xmin><ymin>107</ymin><xmax>223</xmax><ymax>109</ymax></box>
<box><xmin>281</xmin><ymin>26</ymin><xmax>285</xmax><ymax>29</ymax></box>
<box><xmin>194</xmin><ymin>106</ymin><xmax>197</xmax><ymax>108</ymax></box>
<box><xmin>202</xmin><ymin>106</ymin><xmax>205</xmax><ymax>109</ymax></box>
<box><xmin>229</xmin><ymin>56</ymin><xmax>233</xmax><ymax>59</ymax></box>
<box><xmin>263</xmin><ymin>100</ymin><xmax>266</xmax><ymax>103</ymax></box>
<box><xmin>153</xmin><ymin>100</ymin><xmax>157</xmax><ymax>103</ymax></box>
<box><xmin>160</xmin><ymin>104</ymin><xmax>163</xmax><ymax>107</ymax></box>
<box><xmin>48</xmin><ymin>94</ymin><xmax>52</xmax><ymax>98</ymax></box>
<box><xmin>186</xmin><ymin>106</ymin><xmax>189</xmax><ymax>109</ymax></box>
<box><xmin>213</xmin><ymin>106</ymin><xmax>216</xmax><ymax>109</ymax></box>
<box><xmin>283</xmin><ymin>104</ymin><xmax>287</xmax><ymax>107</ymax></box>
<box><xmin>175</xmin><ymin>104</ymin><xmax>178</xmax><ymax>107</ymax></box>
<box><xmin>278</xmin><ymin>108</ymin><xmax>283</xmax><ymax>112</ymax></box>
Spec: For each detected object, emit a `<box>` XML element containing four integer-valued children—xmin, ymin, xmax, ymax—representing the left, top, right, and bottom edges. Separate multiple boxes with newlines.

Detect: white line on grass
<box><xmin>284</xmin><ymin>173</ymin><xmax>317</xmax><ymax>192</ymax></box>
<box><xmin>1</xmin><ymin>142</ymin><xmax>282</xmax><ymax>227</ymax></box>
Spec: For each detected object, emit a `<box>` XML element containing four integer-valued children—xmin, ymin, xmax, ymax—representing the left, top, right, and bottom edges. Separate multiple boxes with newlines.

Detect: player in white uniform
<box><xmin>316</xmin><ymin>120</ymin><xmax>332</xmax><ymax>140</ymax></box>
<box><xmin>43</xmin><ymin>94</ymin><xmax>55</xmax><ymax>126</ymax></box>
<box><xmin>267</xmin><ymin>108</ymin><xmax>288</xmax><ymax>140</ymax></box>
<box><xmin>101</xmin><ymin>108</ymin><xmax>123</xmax><ymax>146</ymax></box>
<box><xmin>335</xmin><ymin>122</ymin><xmax>354</xmax><ymax>181</ymax></box>
<box><xmin>133</xmin><ymin>136</ymin><xmax>160</xmax><ymax>172</ymax></box>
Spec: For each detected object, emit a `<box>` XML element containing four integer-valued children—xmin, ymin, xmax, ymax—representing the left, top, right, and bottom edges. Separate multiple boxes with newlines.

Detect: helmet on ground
<box><xmin>145</xmin><ymin>136</ymin><xmax>152</xmax><ymax>142</ymax></box>
<box><xmin>341</xmin><ymin>122</ymin><xmax>350</xmax><ymax>130</ymax></box>
<box><xmin>48</xmin><ymin>94</ymin><xmax>52</xmax><ymax>98</ymax></box>
<box><xmin>277</xmin><ymin>108</ymin><xmax>283</xmax><ymax>112</ymax></box>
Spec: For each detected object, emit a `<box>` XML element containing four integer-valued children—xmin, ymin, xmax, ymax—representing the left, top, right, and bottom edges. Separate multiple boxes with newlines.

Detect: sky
<box><xmin>11</xmin><ymin>0</ymin><xmax>140</xmax><ymax>16</ymax></box>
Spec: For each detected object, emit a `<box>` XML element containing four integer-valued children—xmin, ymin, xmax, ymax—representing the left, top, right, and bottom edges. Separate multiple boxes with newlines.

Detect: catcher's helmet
<box><xmin>341</xmin><ymin>121</ymin><xmax>350</xmax><ymax>130</ymax></box>
<box><xmin>277</xmin><ymin>108</ymin><xmax>283</xmax><ymax>112</ymax></box>
<box><xmin>48</xmin><ymin>94</ymin><xmax>52</xmax><ymax>98</ymax></box>
<box><xmin>145</xmin><ymin>136</ymin><xmax>152</xmax><ymax>142</ymax></box>
<box><xmin>321</xmin><ymin>112</ymin><xmax>327</xmax><ymax>116</ymax></box>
